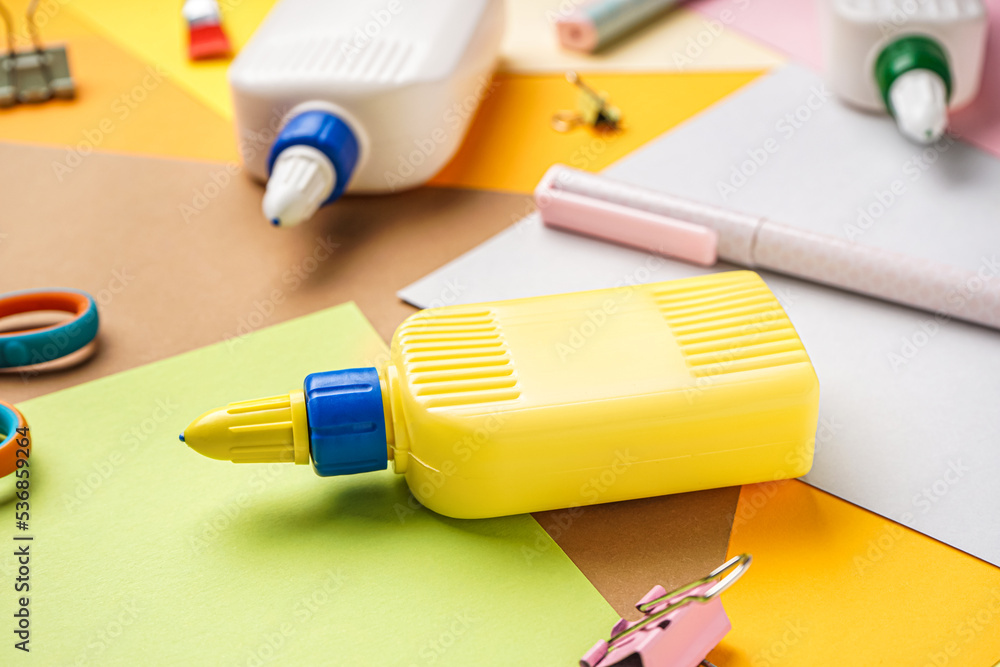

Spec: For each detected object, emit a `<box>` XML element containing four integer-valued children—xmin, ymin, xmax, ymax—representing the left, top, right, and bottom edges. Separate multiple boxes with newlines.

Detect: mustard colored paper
<box><xmin>0</xmin><ymin>0</ymin><xmax>237</xmax><ymax>163</ymax></box>
<box><xmin>0</xmin><ymin>304</ymin><xmax>617</xmax><ymax>664</ymax></box>
<box><xmin>16</xmin><ymin>0</ymin><xmax>764</xmax><ymax>193</ymax></box>
<box><xmin>64</xmin><ymin>0</ymin><xmax>779</xmax><ymax>121</ymax></box>
<box><xmin>502</xmin><ymin>0</ymin><xmax>784</xmax><ymax>73</ymax></box>
<box><xmin>708</xmin><ymin>480</ymin><xmax>1000</xmax><ymax>666</ymax></box>
<box><xmin>430</xmin><ymin>70</ymin><xmax>763</xmax><ymax>193</ymax></box>
<box><xmin>66</xmin><ymin>0</ymin><xmax>279</xmax><ymax>119</ymax></box>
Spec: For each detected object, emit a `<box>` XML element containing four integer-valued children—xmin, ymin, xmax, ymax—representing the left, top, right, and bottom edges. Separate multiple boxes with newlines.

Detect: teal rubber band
<box><xmin>0</xmin><ymin>405</ymin><xmax>18</xmax><ymax>448</ymax></box>
<box><xmin>0</xmin><ymin>399</ymin><xmax>29</xmax><ymax>478</ymax></box>
<box><xmin>0</xmin><ymin>288</ymin><xmax>99</xmax><ymax>369</ymax></box>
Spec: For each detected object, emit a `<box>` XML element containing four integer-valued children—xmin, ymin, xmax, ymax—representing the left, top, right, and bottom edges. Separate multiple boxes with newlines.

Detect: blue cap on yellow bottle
<box><xmin>181</xmin><ymin>368</ymin><xmax>387</xmax><ymax>477</ymax></box>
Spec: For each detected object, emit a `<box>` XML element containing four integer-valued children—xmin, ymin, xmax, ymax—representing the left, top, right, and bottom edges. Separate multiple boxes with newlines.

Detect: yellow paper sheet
<box><xmin>64</xmin><ymin>0</ymin><xmax>780</xmax><ymax>121</ymax></box>
<box><xmin>0</xmin><ymin>303</ymin><xmax>617</xmax><ymax>664</ymax></box>
<box><xmin>430</xmin><ymin>70</ymin><xmax>763</xmax><ymax>193</ymax></box>
<box><xmin>65</xmin><ymin>0</ymin><xmax>278</xmax><ymax>119</ymax></box>
<box><xmin>22</xmin><ymin>0</ymin><xmax>762</xmax><ymax>194</ymax></box>
<box><xmin>0</xmin><ymin>1</ymin><xmax>238</xmax><ymax>163</ymax></box>
<box><xmin>502</xmin><ymin>0</ymin><xmax>784</xmax><ymax>73</ymax></box>
<box><xmin>708</xmin><ymin>480</ymin><xmax>1000</xmax><ymax>666</ymax></box>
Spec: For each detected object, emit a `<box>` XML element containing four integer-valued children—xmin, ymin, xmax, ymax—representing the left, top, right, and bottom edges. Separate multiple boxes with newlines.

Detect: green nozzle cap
<box><xmin>874</xmin><ymin>35</ymin><xmax>953</xmax><ymax>118</ymax></box>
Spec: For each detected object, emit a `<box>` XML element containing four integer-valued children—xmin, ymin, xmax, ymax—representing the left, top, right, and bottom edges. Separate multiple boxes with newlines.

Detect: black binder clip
<box><xmin>0</xmin><ymin>0</ymin><xmax>75</xmax><ymax>107</ymax></box>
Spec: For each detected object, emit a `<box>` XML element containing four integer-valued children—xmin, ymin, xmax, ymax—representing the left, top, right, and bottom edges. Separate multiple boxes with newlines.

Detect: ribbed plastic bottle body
<box><xmin>384</xmin><ymin>271</ymin><xmax>820</xmax><ymax>519</ymax></box>
<box><xmin>229</xmin><ymin>0</ymin><xmax>504</xmax><ymax>190</ymax></box>
<box><xmin>822</xmin><ymin>0</ymin><xmax>987</xmax><ymax>112</ymax></box>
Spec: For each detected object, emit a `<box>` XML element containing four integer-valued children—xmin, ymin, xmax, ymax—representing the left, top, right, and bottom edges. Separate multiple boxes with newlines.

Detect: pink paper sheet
<box><xmin>690</xmin><ymin>0</ymin><xmax>1000</xmax><ymax>157</ymax></box>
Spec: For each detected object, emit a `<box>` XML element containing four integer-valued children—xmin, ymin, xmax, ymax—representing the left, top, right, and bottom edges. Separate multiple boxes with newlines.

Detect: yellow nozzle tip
<box><xmin>180</xmin><ymin>391</ymin><xmax>310</xmax><ymax>465</ymax></box>
<box><xmin>181</xmin><ymin>406</ymin><xmax>242</xmax><ymax>461</ymax></box>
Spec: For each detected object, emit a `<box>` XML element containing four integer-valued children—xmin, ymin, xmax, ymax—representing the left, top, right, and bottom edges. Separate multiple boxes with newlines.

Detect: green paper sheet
<box><xmin>0</xmin><ymin>303</ymin><xmax>616</xmax><ymax>665</ymax></box>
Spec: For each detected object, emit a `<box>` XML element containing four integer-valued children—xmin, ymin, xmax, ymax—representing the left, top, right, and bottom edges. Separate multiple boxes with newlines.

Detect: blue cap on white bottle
<box><xmin>262</xmin><ymin>110</ymin><xmax>360</xmax><ymax>227</ymax></box>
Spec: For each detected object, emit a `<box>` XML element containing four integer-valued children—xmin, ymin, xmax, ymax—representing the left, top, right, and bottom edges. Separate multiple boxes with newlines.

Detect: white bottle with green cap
<box><xmin>822</xmin><ymin>0</ymin><xmax>988</xmax><ymax>144</ymax></box>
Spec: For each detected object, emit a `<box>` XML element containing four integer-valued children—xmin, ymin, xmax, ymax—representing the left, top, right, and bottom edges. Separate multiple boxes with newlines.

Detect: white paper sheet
<box><xmin>399</xmin><ymin>64</ymin><xmax>1000</xmax><ymax>565</ymax></box>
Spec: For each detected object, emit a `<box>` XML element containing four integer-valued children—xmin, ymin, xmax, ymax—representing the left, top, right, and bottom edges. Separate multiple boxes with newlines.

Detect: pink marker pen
<box><xmin>536</xmin><ymin>164</ymin><xmax>1000</xmax><ymax>331</ymax></box>
<box><xmin>556</xmin><ymin>0</ymin><xmax>684</xmax><ymax>53</ymax></box>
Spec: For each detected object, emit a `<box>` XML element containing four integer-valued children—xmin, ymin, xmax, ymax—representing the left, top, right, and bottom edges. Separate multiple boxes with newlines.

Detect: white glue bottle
<box><xmin>229</xmin><ymin>0</ymin><xmax>504</xmax><ymax>227</ymax></box>
<box><xmin>821</xmin><ymin>0</ymin><xmax>988</xmax><ymax>144</ymax></box>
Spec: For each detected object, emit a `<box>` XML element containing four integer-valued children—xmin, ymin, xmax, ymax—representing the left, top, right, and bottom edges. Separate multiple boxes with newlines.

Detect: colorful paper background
<box><xmin>0</xmin><ymin>304</ymin><xmax>618</xmax><ymax>664</ymax></box>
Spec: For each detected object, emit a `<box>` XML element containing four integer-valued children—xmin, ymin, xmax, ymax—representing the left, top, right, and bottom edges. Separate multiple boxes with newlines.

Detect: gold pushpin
<box><xmin>551</xmin><ymin>71</ymin><xmax>622</xmax><ymax>133</ymax></box>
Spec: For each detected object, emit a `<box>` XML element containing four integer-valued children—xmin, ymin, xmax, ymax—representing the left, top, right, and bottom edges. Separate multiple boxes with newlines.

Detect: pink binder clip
<box><xmin>581</xmin><ymin>554</ymin><xmax>751</xmax><ymax>667</ymax></box>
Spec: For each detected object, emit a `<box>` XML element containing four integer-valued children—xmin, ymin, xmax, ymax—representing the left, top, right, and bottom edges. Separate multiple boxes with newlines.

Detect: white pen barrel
<box><xmin>754</xmin><ymin>222</ymin><xmax>1000</xmax><ymax>329</ymax></box>
<box><xmin>545</xmin><ymin>166</ymin><xmax>760</xmax><ymax>265</ymax></box>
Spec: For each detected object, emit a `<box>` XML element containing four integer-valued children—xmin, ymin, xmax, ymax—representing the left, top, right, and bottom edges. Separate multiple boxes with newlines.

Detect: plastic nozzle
<box><xmin>874</xmin><ymin>35</ymin><xmax>952</xmax><ymax>145</ymax></box>
<box><xmin>181</xmin><ymin>390</ymin><xmax>310</xmax><ymax>465</ymax></box>
<box><xmin>262</xmin><ymin>110</ymin><xmax>360</xmax><ymax>227</ymax></box>
<box><xmin>889</xmin><ymin>69</ymin><xmax>948</xmax><ymax>145</ymax></box>
<box><xmin>180</xmin><ymin>368</ymin><xmax>388</xmax><ymax>478</ymax></box>
<box><xmin>262</xmin><ymin>145</ymin><xmax>336</xmax><ymax>228</ymax></box>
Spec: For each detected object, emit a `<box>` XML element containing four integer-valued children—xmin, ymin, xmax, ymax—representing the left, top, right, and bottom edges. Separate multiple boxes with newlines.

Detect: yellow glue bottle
<box><xmin>181</xmin><ymin>271</ymin><xmax>819</xmax><ymax>519</ymax></box>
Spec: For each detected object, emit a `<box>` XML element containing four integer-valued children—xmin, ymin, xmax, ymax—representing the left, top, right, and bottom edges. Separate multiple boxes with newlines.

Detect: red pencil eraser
<box><xmin>188</xmin><ymin>22</ymin><xmax>231</xmax><ymax>61</ymax></box>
